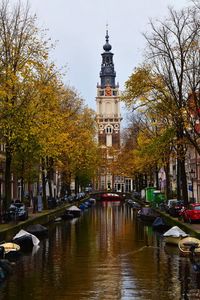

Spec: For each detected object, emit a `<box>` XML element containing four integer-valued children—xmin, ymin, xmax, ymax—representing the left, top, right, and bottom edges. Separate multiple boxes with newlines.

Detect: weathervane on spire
<box><xmin>106</xmin><ymin>23</ymin><xmax>109</xmax><ymax>43</ymax></box>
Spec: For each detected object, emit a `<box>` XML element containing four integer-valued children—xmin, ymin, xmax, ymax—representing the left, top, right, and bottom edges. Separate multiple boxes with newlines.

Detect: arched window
<box><xmin>106</xmin><ymin>126</ymin><xmax>113</xmax><ymax>134</ymax></box>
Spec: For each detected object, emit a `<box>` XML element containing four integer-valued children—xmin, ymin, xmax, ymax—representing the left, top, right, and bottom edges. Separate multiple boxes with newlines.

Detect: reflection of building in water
<box><xmin>95</xmin><ymin>30</ymin><xmax>132</xmax><ymax>192</ymax></box>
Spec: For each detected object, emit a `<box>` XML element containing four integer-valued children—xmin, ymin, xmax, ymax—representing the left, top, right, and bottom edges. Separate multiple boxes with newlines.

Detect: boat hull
<box><xmin>13</xmin><ymin>235</ymin><xmax>34</xmax><ymax>251</ymax></box>
<box><xmin>164</xmin><ymin>236</ymin><xmax>183</xmax><ymax>245</ymax></box>
<box><xmin>0</xmin><ymin>242</ymin><xmax>21</xmax><ymax>260</ymax></box>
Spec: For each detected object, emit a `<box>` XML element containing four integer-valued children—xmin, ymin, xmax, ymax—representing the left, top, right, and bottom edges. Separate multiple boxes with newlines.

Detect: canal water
<box><xmin>1</xmin><ymin>201</ymin><xmax>200</xmax><ymax>300</ymax></box>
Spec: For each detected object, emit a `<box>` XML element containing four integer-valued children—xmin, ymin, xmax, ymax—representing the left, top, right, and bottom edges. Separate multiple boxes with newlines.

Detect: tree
<box><xmin>0</xmin><ymin>0</ymin><xmax>53</xmax><ymax>208</ymax></box>
<box><xmin>122</xmin><ymin>4</ymin><xmax>200</xmax><ymax>204</ymax></box>
<box><xmin>143</xmin><ymin>5</ymin><xmax>200</xmax><ymax>203</ymax></box>
<box><xmin>122</xmin><ymin>67</ymin><xmax>177</xmax><ymax>197</ymax></box>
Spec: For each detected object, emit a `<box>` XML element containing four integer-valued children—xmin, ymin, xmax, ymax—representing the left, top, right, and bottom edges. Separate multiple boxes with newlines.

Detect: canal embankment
<box><xmin>157</xmin><ymin>209</ymin><xmax>200</xmax><ymax>238</ymax></box>
<box><xmin>0</xmin><ymin>202</ymin><xmax>74</xmax><ymax>241</ymax></box>
<box><xmin>1</xmin><ymin>199</ymin><xmax>200</xmax><ymax>242</ymax></box>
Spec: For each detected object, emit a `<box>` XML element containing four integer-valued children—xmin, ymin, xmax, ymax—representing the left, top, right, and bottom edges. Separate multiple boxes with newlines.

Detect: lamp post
<box><xmin>189</xmin><ymin>169</ymin><xmax>195</xmax><ymax>202</ymax></box>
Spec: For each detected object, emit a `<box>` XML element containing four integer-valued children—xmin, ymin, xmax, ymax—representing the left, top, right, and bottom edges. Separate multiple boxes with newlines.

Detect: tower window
<box><xmin>99</xmin><ymin>90</ymin><xmax>104</xmax><ymax>96</ymax></box>
<box><xmin>106</xmin><ymin>126</ymin><xmax>113</xmax><ymax>134</ymax></box>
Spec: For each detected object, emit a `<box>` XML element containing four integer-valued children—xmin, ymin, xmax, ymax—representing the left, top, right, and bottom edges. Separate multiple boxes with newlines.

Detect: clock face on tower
<box><xmin>105</xmin><ymin>86</ymin><xmax>112</xmax><ymax>96</ymax></box>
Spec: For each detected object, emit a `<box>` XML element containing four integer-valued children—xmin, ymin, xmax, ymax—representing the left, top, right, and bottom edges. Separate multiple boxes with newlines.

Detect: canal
<box><xmin>1</xmin><ymin>201</ymin><xmax>200</xmax><ymax>300</ymax></box>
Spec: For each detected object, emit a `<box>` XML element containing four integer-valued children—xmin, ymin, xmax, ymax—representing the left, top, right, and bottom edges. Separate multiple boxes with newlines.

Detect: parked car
<box><xmin>168</xmin><ymin>200</ymin><xmax>184</xmax><ymax>217</ymax></box>
<box><xmin>180</xmin><ymin>203</ymin><xmax>200</xmax><ymax>223</ymax></box>
<box><xmin>166</xmin><ymin>199</ymin><xmax>179</xmax><ymax>212</ymax></box>
<box><xmin>4</xmin><ymin>202</ymin><xmax>28</xmax><ymax>222</ymax></box>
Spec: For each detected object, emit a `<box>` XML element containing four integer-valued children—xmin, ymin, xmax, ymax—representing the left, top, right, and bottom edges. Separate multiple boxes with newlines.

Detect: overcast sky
<box><xmin>19</xmin><ymin>0</ymin><xmax>190</xmax><ymax>115</ymax></box>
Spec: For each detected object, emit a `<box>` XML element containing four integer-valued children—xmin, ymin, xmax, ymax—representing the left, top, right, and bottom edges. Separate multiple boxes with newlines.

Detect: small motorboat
<box><xmin>79</xmin><ymin>203</ymin><xmax>87</xmax><ymax>211</ymax></box>
<box><xmin>61</xmin><ymin>211</ymin><xmax>74</xmax><ymax>220</ymax></box>
<box><xmin>0</xmin><ymin>242</ymin><xmax>20</xmax><ymax>259</ymax></box>
<box><xmin>84</xmin><ymin>201</ymin><xmax>92</xmax><ymax>207</ymax></box>
<box><xmin>178</xmin><ymin>236</ymin><xmax>200</xmax><ymax>256</ymax></box>
<box><xmin>163</xmin><ymin>226</ymin><xmax>188</xmax><ymax>245</ymax></box>
<box><xmin>137</xmin><ymin>207</ymin><xmax>158</xmax><ymax>223</ymax></box>
<box><xmin>152</xmin><ymin>217</ymin><xmax>169</xmax><ymax>231</ymax></box>
<box><xmin>26</xmin><ymin>224</ymin><xmax>48</xmax><ymax>238</ymax></box>
<box><xmin>54</xmin><ymin>217</ymin><xmax>62</xmax><ymax>222</ymax></box>
<box><xmin>12</xmin><ymin>229</ymin><xmax>40</xmax><ymax>251</ymax></box>
<box><xmin>88</xmin><ymin>198</ymin><xmax>96</xmax><ymax>204</ymax></box>
<box><xmin>66</xmin><ymin>205</ymin><xmax>81</xmax><ymax>217</ymax></box>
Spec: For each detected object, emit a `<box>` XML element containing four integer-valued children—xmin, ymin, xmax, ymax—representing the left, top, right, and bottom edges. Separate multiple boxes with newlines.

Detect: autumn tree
<box><xmin>122</xmin><ymin>4</ymin><xmax>200</xmax><ymax>204</ymax></box>
<box><xmin>122</xmin><ymin>66</ymin><xmax>176</xmax><ymax>196</ymax></box>
<box><xmin>0</xmin><ymin>0</ymin><xmax>55</xmax><ymax>209</ymax></box>
<box><xmin>143</xmin><ymin>5</ymin><xmax>200</xmax><ymax>203</ymax></box>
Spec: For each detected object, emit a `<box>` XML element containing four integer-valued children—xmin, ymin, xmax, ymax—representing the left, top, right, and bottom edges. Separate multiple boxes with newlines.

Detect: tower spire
<box><xmin>100</xmin><ymin>29</ymin><xmax>116</xmax><ymax>88</ymax></box>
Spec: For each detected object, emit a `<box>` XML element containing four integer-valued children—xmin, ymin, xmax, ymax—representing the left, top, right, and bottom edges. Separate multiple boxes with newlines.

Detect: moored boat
<box><xmin>152</xmin><ymin>217</ymin><xmax>169</xmax><ymax>231</ymax></box>
<box><xmin>88</xmin><ymin>198</ymin><xmax>96</xmax><ymax>204</ymax></box>
<box><xmin>100</xmin><ymin>193</ymin><xmax>123</xmax><ymax>201</ymax></box>
<box><xmin>137</xmin><ymin>207</ymin><xmax>158</xmax><ymax>223</ymax></box>
<box><xmin>61</xmin><ymin>211</ymin><xmax>74</xmax><ymax>220</ymax></box>
<box><xmin>0</xmin><ymin>242</ymin><xmax>20</xmax><ymax>259</ymax></box>
<box><xmin>178</xmin><ymin>236</ymin><xmax>200</xmax><ymax>255</ymax></box>
<box><xmin>66</xmin><ymin>205</ymin><xmax>81</xmax><ymax>217</ymax></box>
<box><xmin>84</xmin><ymin>201</ymin><xmax>92</xmax><ymax>207</ymax></box>
<box><xmin>26</xmin><ymin>224</ymin><xmax>48</xmax><ymax>238</ymax></box>
<box><xmin>12</xmin><ymin>229</ymin><xmax>40</xmax><ymax>251</ymax></box>
<box><xmin>163</xmin><ymin>226</ymin><xmax>188</xmax><ymax>245</ymax></box>
<box><xmin>79</xmin><ymin>203</ymin><xmax>87</xmax><ymax>210</ymax></box>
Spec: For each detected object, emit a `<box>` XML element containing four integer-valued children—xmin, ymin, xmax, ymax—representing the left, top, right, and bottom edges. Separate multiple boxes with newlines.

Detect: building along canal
<box><xmin>1</xmin><ymin>201</ymin><xmax>200</xmax><ymax>300</ymax></box>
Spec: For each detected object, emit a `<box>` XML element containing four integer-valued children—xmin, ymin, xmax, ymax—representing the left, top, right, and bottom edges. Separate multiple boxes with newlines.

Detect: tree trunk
<box><xmin>176</xmin><ymin>126</ymin><xmax>188</xmax><ymax>206</ymax></box>
<box><xmin>164</xmin><ymin>161</ymin><xmax>170</xmax><ymax>200</ymax></box>
<box><xmin>5</xmin><ymin>145</ymin><xmax>12</xmax><ymax>210</ymax></box>
<box><xmin>155</xmin><ymin>166</ymin><xmax>159</xmax><ymax>190</ymax></box>
<box><xmin>21</xmin><ymin>158</ymin><xmax>25</xmax><ymax>202</ymax></box>
<box><xmin>180</xmin><ymin>158</ymin><xmax>188</xmax><ymax>206</ymax></box>
<box><xmin>47</xmin><ymin>157</ymin><xmax>54</xmax><ymax>199</ymax></box>
<box><xmin>41</xmin><ymin>157</ymin><xmax>47</xmax><ymax>209</ymax></box>
<box><xmin>176</xmin><ymin>158</ymin><xmax>181</xmax><ymax>201</ymax></box>
<box><xmin>21</xmin><ymin>176</ymin><xmax>24</xmax><ymax>202</ymax></box>
<box><xmin>75</xmin><ymin>176</ymin><xmax>79</xmax><ymax>194</ymax></box>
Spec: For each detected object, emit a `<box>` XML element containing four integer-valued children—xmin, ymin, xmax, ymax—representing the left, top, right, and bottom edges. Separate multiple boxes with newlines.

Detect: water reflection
<box><xmin>1</xmin><ymin>202</ymin><xmax>200</xmax><ymax>299</ymax></box>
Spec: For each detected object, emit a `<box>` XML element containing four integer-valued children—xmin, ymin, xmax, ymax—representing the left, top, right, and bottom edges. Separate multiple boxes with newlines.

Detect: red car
<box><xmin>180</xmin><ymin>203</ymin><xmax>200</xmax><ymax>223</ymax></box>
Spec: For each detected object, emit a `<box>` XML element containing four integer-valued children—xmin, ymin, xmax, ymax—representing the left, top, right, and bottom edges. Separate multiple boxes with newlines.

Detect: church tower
<box><xmin>96</xmin><ymin>30</ymin><xmax>123</xmax><ymax>191</ymax></box>
<box><xmin>96</xmin><ymin>30</ymin><xmax>122</xmax><ymax>149</ymax></box>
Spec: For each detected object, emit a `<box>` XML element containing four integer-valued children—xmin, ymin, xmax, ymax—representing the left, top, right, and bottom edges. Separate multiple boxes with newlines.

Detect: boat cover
<box><xmin>140</xmin><ymin>207</ymin><xmax>155</xmax><ymax>215</ymax></box>
<box><xmin>67</xmin><ymin>205</ymin><xmax>81</xmax><ymax>211</ymax></box>
<box><xmin>13</xmin><ymin>229</ymin><xmax>40</xmax><ymax>246</ymax></box>
<box><xmin>26</xmin><ymin>224</ymin><xmax>48</xmax><ymax>234</ymax></box>
<box><xmin>152</xmin><ymin>217</ymin><xmax>166</xmax><ymax>227</ymax></box>
<box><xmin>163</xmin><ymin>226</ymin><xmax>188</xmax><ymax>237</ymax></box>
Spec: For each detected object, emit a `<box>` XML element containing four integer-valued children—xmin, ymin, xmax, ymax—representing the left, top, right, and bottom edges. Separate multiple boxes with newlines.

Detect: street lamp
<box><xmin>189</xmin><ymin>169</ymin><xmax>195</xmax><ymax>202</ymax></box>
